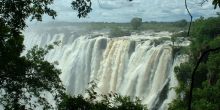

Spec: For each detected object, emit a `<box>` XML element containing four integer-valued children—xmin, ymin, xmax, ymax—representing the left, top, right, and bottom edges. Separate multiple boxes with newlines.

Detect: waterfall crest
<box><xmin>24</xmin><ymin>30</ymin><xmax>188</xmax><ymax>109</ymax></box>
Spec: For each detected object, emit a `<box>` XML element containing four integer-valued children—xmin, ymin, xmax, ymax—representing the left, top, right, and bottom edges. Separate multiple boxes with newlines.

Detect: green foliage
<box><xmin>0</xmin><ymin>8</ymin><xmax>64</xmax><ymax>110</ymax></box>
<box><xmin>171</xmin><ymin>36</ymin><xmax>176</xmax><ymax>46</ymax></box>
<box><xmin>151</xmin><ymin>37</ymin><xmax>170</xmax><ymax>46</ymax></box>
<box><xmin>209</xmin><ymin>36</ymin><xmax>220</xmax><ymax>48</ymax></box>
<box><xmin>192</xmin><ymin>81</ymin><xmax>220</xmax><ymax>110</ymax></box>
<box><xmin>172</xmin><ymin>46</ymin><xmax>190</xmax><ymax>57</ymax></box>
<box><xmin>169</xmin><ymin>16</ymin><xmax>220</xmax><ymax>110</ymax></box>
<box><xmin>206</xmin><ymin>52</ymin><xmax>220</xmax><ymax>84</ymax></box>
<box><xmin>0</xmin><ymin>0</ymin><xmax>56</xmax><ymax>30</ymax></box>
<box><xmin>174</xmin><ymin>62</ymin><xmax>192</xmax><ymax>85</ymax></box>
<box><xmin>168</xmin><ymin>97</ymin><xmax>187</xmax><ymax>110</ymax></box>
<box><xmin>191</xmin><ymin>16</ymin><xmax>220</xmax><ymax>43</ymax></box>
<box><xmin>109</xmin><ymin>27</ymin><xmax>131</xmax><ymax>38</ymax></box>
<box><xmin>174</xmin><ymin>19</ymin><xmax>188</xmax><ymax>27</ymax></box>
<box><xmin>213</xmin><ymin>0</ymin><xmax>220</xmax><ymax>9</ymax></box>
<box><xmin>131</xmin><ymin>17</ymin><xmax>142</xmax><ymax>30</ymax></box>
<box><xmin>171</xmin><ymin>31</ymin><xmax>188</xmax><ymax>47</ymax></box>
<box><xmin>0</xmin><ymin>36</ymin><xmax>64</xmax><ymax>109</ymax></box>
<box><xmin>142</xmin><ymin>22</ymin><xmax>187</xmax><ymax>32</ymax></box>
<box><xmin>59</xmin><ymin>81</ymin><xmax>148</xmax><ymax>110</ymax></box>
<box><xmin>71</xmin><ymin>0</ymin><xmax>92</xmax><ymax>18</ymax></box>
<box><xmin>172</xmin><ymin>31</ymin><xmax>188</xmax><ymax>38</ymax></box>
<box><xmin>32</xmin><ymin>21</ymin><xmax>189</xmax><ymax>33</ymax></box>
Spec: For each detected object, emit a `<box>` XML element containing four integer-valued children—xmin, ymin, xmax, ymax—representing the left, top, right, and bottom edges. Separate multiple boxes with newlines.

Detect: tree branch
<box><xmin>200</xmin><ymin>0</ymin><xmax>208</xmax><ymax>6</ymax></box>
<box><xmin>185</xmin><ymin>0</ymin><xmax>220</xmax><ymax>109</ymax></box>
<box><xmin>185</xmin><ymin>0</ymin><xmax>193</xmax><ymax>37</ymax></box>
<box><xmin>188</xmin><ymin>46</ymin><xmax>220</xmax><ymax>110</ymax></box>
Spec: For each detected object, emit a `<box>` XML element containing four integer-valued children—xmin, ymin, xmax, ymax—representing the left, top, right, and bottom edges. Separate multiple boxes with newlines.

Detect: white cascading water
<box><xmin>23</xmin><ymin>28</ymin><xmax>189</xmax><ymax>110</ymax></box>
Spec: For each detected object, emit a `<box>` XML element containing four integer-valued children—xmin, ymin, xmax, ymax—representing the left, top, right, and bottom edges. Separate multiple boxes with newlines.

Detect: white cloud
<box><xmin>40</xmin><ymin>0</ymin><xmax>220</xmax><ymax>22</ymax></box>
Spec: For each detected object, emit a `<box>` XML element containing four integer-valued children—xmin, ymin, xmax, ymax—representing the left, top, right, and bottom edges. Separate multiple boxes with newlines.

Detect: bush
<box><xmin>173</xmin><ymin>19</ymin><xmax>188</xmax><ymax>27</ymax></box>
<box><xmin>172</xmin><ymin>31</ymin><xmax>187</xmax><ymax>38</ymax></box>
<box><xmin>131</xmin><ymin>17</ymin><xmax>142</xmax><ymax>30</ymax></box>
<box><xmin>172</xmin><ymin>46</ymin><xmax>189</xmax><ymax>56</ymax></box>
<box><xmin>151</xmin><ymin>37</ymin><xmax>170</xmax><ymax>46</ymax></box>
<box><xmin>59</xmin><ymin>81</ymin><xmax>148</xmax><ymax>110</ymax></box>
<box><xmin>109</xmin><ymin>27</ymin><xmax>131</xmax><ymax>38</ymax></box>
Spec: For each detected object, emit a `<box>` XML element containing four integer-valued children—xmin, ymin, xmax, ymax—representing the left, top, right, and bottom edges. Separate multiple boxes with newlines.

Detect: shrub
<box><xmin>109</xmin><ymin>27</ymin><xmax>131</xmax><ymax>38</ymax></box>
<box><xmin>131</xmin><ymin>17</ymin><xmax>142</xmax><ymax>30</ymax></box>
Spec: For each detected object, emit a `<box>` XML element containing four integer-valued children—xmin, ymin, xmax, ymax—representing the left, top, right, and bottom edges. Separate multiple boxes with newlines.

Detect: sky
<box><xmin>37</xmin><ymin>0</ymin><xmax>220</xmax><ymax>23</ymax></box>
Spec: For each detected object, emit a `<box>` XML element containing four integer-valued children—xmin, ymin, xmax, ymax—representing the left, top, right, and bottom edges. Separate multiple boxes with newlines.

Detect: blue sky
<box><xmin>39</xmin><ymin>0</ymin><xmax>220</xmax><ymax>23</ymax></box>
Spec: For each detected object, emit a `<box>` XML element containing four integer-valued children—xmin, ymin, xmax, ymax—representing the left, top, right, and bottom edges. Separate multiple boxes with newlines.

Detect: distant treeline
<box><xmin>27</xmin><ymin>19</ymin><xmax>188</xmax><ymax>39</ymax></box>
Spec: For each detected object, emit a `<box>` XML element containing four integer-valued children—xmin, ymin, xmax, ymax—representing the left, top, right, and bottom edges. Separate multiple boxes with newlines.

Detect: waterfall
<box><xmin>23</xmin><ymin>29</ymin><xmax>188</xmax><ymax>109</ymax></box>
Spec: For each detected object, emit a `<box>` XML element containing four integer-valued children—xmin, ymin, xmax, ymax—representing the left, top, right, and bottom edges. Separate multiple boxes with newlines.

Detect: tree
<box><xmin>71</xmin><ymin>0</ymin><xmax>92</xmax><ymax>18</ymax></box>
<box><xmin>169</xmin><ymin>16</ymin><xmax>220</xmax><ymax>110</ymax></box>
<box><xmin>0</xmin><ymin>0</ymin><xmax>63</xmax><ymax>109</ymax></box>
<box><xmin>0</xmin><ymin>0</ymin><xmax>56</xmax><ymax>31</ymax></box>
<box><xmin>130</xmin><ymin>17</ymin><xmax>142</xmax><ymax>30</ymax></box>
<box><xmin>0</xmin><ymin>17</ymin><xmax>65</xmax><ymax>109</ymax></box>
<box><xmin>213</xmin><ymin>0</ymin><xmax>220</xmax><ymax>8</ymax></box>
